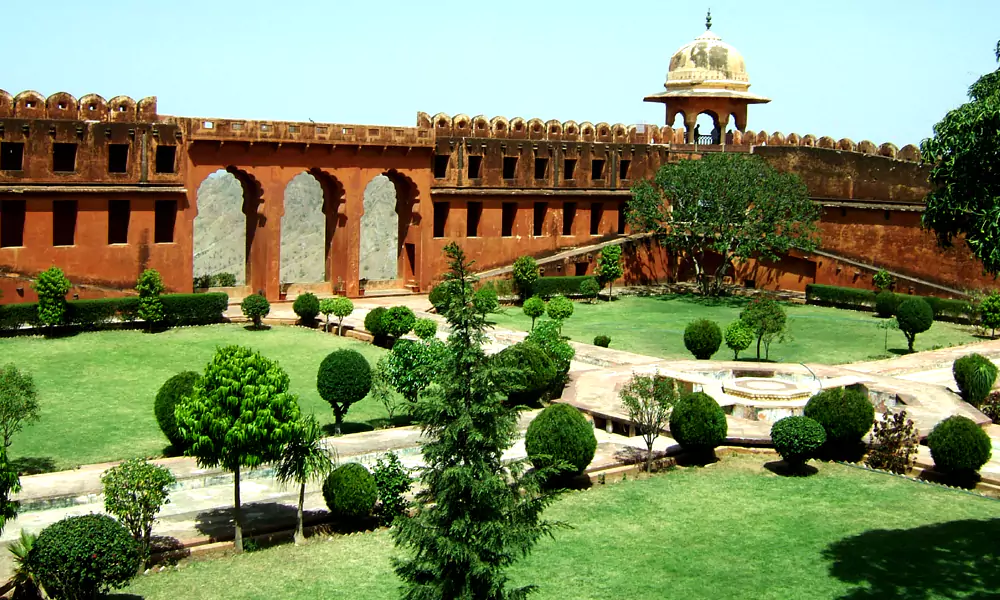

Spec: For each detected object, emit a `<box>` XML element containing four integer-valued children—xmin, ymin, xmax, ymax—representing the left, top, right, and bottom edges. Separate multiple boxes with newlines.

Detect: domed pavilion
<box><xmin>644</xmin><ymin>11</ymin><xmax>770</xmax><ymax>144</ymax></box>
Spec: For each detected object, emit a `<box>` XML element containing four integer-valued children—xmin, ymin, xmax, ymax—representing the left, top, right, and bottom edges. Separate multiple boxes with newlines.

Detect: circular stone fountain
<box><xmin>721</xmin><ymin>377</ymin><xmax>813</xmax><ymax>402</ymax></box>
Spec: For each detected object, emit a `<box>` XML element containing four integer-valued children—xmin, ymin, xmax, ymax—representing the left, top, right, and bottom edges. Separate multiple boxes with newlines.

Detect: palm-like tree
<box><xmin>275</xmin><ymin>415</ymin><xmax>335</xmax><ymax>545</ymax></box>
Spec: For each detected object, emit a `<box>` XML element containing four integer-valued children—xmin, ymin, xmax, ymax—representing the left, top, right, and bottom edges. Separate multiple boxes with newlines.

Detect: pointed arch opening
<box><xmin>280</xmin><ymin>169</ymin><xmax>344</xmax><ymax>287</ymax></box>
<box><xmin>193</xmin><ymin>166</ymin><xmax>261</xmax><ymax>288</ymax></box>
<box><xmin>358</xmin><ymin>169</ymin><xmax>420</xmax><ymax>286</ymax></box>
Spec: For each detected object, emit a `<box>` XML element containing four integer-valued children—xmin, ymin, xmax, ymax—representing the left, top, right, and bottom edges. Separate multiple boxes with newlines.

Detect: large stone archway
<box><xmin>280</xmin><ymin>172</ymin><xmax>325</xmax><ymax>284</ymax></box>
<box><xmin>193</xmin><ymin>167</ymin><xmax>259</xmax><ymax>285</ymax></box>
<box><xmin>359</xmin><ymin>174</ymin><xmax>400</xmax><ymax>282</ymax></box>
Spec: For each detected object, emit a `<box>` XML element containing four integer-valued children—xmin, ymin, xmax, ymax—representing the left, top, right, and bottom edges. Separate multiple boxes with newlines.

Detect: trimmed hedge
<box><xmin>953</xmin><ymin>354</ymin><xmax>998</xmax><ymax>407</ymax></box>
<box><xmin>524</xmin><ymin>403</ymin><xmax>597</xmax><ymax>476</ymax></box>
<box><xmin>322</xmin><ymin>463</ymin><xmax>377</xmax><ymax>522</ymax></box>
<box><xmin>874</xmin><ymin>291</ymin><xmax>897</xmax><ymax>318</ymax></box>
<box><xmin>770</xmin><ymin>416</ymin><xmax>826</xmax><ymax>468</ymax></box>
<box><xmin>683</xmin><ymin>319</ymin><xmax>722</xmax><ymax>360</ymax></box>
<box><xmin>0</xmin><ymin>293</ymin><xmax>227</xmax><ymax>332</ymax></box>
<box><xmin>531</xmin><ymin>276</ymin><xmax>599</xmax><ymax>300</ymax></box>
<box><xmin>492</xmin><ymin>341</ymin><xmax>557</xmax><ymax>406</ymax></box>
<box><xmin>155</xmin><ymin>371</ymin><xmax>201</xmax><ymax>452</ymax></box>
<box><xmin>926</xmin><ymin>415</ymin><xmax>992</xmax><ymax>477</ymax></box>
<box><xmin>293</xmin><ymin>292</ymin><xmax>321</xmax><ymax>324</ymax></box>
<box><xmin>669</xmin><ymin>392</ymin><xmax>728</xmax><ymax>453</ymax></box>
<box><xmin>805</xmin><ymin>283</ymin><xmax>973</xmax><ymax>323</ymax></box>
<box><xmin>803</xmin><ymin>387</ymin><xmax>875</xmax><ymax>458</ymax></box>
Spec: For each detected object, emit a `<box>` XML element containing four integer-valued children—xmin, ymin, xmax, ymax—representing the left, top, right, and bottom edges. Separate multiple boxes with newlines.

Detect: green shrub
<box><xmin>213</xmin><ymin>272</ymin><xmax>237</xmax><ymax>287</ymax></box>
<box><xmin>382</xmin><ymin>306</ymin><xmax>416</xmax><ymax>338</ymax></box>
<box><xmin>512</xmin><ymin>256</ymin><xmax>539</xmax><ymax>300</ymax></box>
<box><xmin>524</xmin><ymin>403</ymin><xmax>597</xmax><ymax>476</ymax></box>
<box><xmin>193</xmin><ymin>274</ymin><xmax>212</xmax><ymax>289</ymax></box>
<box><xmin>364</xmin><ymin>306</ymin><xmax>388</xmax><ymax>337</ymax></box>
<box><xmin>953</xmin><ymin>354</ymin><xmax>998</xmax><ymax>407</ymax></box>
<box><xmin>805</xmin><ymin>283</ymin><xmax>877</xmax><ymax>311</ymax></box>
<box><xmin>546</xmin><ymin>295</ymin><xmax>574</xmax><ymax>322</ymax></box>
<box><xmin>0</xmin><ymin>303</ymin><xmax>38</xmax><ymax>330</ymax></box>
<box><xmin>321</xmin><ymin>296</ymin><xmax>354</xmax><ymax>335</ymax></box>
<box><xmin>161</xmin><ymin>293</ymin><xmax>228</xmax><ymax>326</ymax></box>
<box><xmin>895</xmin><ymin>293</ymin><xmax>972</xmax><ymax>323</ymax></box>
<box><xmin>803</xmin><ymin>387</ymin><xmax>875</xmax><ymax>458</ymax></box>
<box><xmin>872</xmin><ymin>269</ymin><xmax>895</xmax><ymax>291</ymax></box>
<box><xmin>526</xmin><ymin>319</ymin><xmax>575</xmax><ymax>381</ymax></box>
<box><xmin>428</xmin><ymin>283</ymin><xmax>451</xmax><ymax>312</ymax></box>
<box><xmin>926</xmin><ymin>415</ymin><xmax>992</xmax><ymax>478</ymax></box>
<box><xmin>473</xmin><ymin>284</ymin><xmax>499</xmax><ymax>314</ymax></box>
<box><xmin>65</xmin><ymin>298</ymin><xmax>121</xmax><ymax>329</ymax></box>
<box><xmin>381</xmin><ymin>339</ymin><xmax>440</xmax><ymax>403</ymax></box>
<box><xmin>531</xmin><ymin>275</ymin><xmax>598</xmax><ymax>300</ymax></box>
<box><xmin>523</xmin><ymin>296</ymin><xmax>546</xmax><ymax>330</ymax></box>
<box><xmin>595</xmin><ymin>245</ymin><xmax>623</xmax><ymax>299</ymax></box>
<box><xmin>413</xmin><ymin>318</ymin><xmax>437</xmax><ymax>341</ymax></box>
<box><xmin>896</xmin><ymin>298</ymin><xmax>934</xmax><ymax>351</ymax></box>
<box><xmin>669</xmin><ymin>392</ymin><xmax>727</xmax><ymax>453</ymax></box>
<box><xmin>136</xmin><ymin>268</ymin><xmax>166</xmax><ymax>327</ymax></box>
<box><xmin>318</xmin><ymin>349</ymin><xmax>373</xmax><ymax>434</ymax></box>
<box><xmin>979</xmin><ymin>290</ymin><xmax>1000</xmax><ymax>337</ymax></box>
<box><xmin>322</xmin><ymin>463</ymin><xmax>377</xmax><ymax>522</ymax></box>
<box><xmin>100</xmin><ymin>458</ymin><xmax>176</xmax><ymax>566</ymax></box>
<box><xmin>28</xmin><ymin>514</ymin><xmax>139</xmax><ymax>599</ymax></box>
<box><xmin>724</xmin><ymin>320</ymin><xmax>754</xmax><ymax>360</ymax></box>
<box><xmin>593</xmin><ymin>334</ymin><xmax>611</xmax><ymax>348</ymax></box>
<box><xmin>579</xmin><ymin>277</ymin><xmax>600</xmax><ymax>302</ymax></box>
<box><xmin>865</xmin><ymin>409</ymin><xmax>918</xmax><ymax>474</ymax></box>
<box><xmin>32</xmin><ymin>266</ymin><xmax>71</xmax><ymax>327</ymax></box>
<box><xmin>770</xmin><ymin>416</ymin><xmax>826</xmax><ymax>468</ymax></box>
<box><xmin>241</xmin><ymin>293</ymin><xmax>270</xmax><ymax>328</ymax></box>
<box><xmin>683</xmin><ymin>319</ymin><xmax>722</xmax><ymax>360</ymax></box>
<box><xmin>372</xmin><ymin>451</ymin><xmax>410</xmax><ymax>524</ymax></box>
<box><xmin>155</xmin><ymin>371</ymin><xmax>200</xmax><ymax>452</ymax></box>
<box><xmin>292</xmin><ymin>292</ymin><xmax>320</xmax><ymax>325</ymax></box>
<box><xmin>493</xmin><ymin>341</ymin><xmax>557</xmax><ymax>406</ymax></box>
<box><xmin>875</xmin><ymin>291</ymin><xmax>897</xmax><ymax>318</ymax></box>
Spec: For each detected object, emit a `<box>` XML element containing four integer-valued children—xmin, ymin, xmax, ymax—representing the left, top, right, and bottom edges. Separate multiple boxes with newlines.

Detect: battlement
<box><xmin>0</xmin><ymin>90</ymin><xmax>158</xmax><ymax>123</ymax></box>
<box><xmin>737</xmin><ymin>130</ymin><xmax>921</xmax><ymax>163</ymax></box>
<box><xmin>171</xmin><ymin>116</ymin><xmax>433</xmax><ymax>148</ymax></box>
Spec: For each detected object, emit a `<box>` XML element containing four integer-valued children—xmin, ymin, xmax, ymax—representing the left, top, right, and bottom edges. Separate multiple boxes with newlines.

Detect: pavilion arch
<box><xmin>358</xmin><ymin>169</ymin><xmax>421</xmax><ymax>284</ymax></box>
<box><xmin>280</xmin><ymin>169</ymin><xmax>345</xmax><ymax>285</ymax></box>
<box><xmin>193</xmin><ymin>166</ymin><xmax>262</xmax><ymax>287</ymax></box>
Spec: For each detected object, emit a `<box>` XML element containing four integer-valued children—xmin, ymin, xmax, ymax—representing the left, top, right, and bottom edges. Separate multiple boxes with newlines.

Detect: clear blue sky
<box><xmin>4</xmin><ymin>0</ymin><xmax>998</xmax><ymax>146</ymax></box>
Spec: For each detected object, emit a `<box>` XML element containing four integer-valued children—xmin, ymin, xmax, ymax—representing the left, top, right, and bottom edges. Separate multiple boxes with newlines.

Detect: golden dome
<box><xmin>666</xmin><ymin>29</ymin><xmax>748</xmax><ymax>87</ymax></box>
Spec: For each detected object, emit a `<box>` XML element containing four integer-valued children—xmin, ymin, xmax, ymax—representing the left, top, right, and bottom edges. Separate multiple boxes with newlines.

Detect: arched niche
<box><xmin>280</xmin><ymin>172</ymin><xmax>326</xmax><ymax>284</ymax></box>
<box><xmin>193</xmin><ymin>167</ymin><xmax>260</xmax><ymax>286</ymax></box>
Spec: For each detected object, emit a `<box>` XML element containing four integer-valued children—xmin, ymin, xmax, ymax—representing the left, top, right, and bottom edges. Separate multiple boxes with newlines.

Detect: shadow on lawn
<box><xmin>654</xmin><ymin>294</ymin><xmax>750</xmax><ymax>309</ymax></box>
<box><xmin>194</xmin><ymin>502</ymin><xmax>326</xmax><ymax>541</ymax></box>
<box><xmin>823</xmin><ymin>518</ymin><xmax>1000</xmax><ymax>599</ymax></box>
<box><xmin>12</xmin><ymin>455</ymin><xmax>57</xmax><ymax>475</ymax></box>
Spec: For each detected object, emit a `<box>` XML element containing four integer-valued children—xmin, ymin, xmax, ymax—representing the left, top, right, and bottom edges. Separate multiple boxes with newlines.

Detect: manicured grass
<box><xmin>490</xmin><ymin>295</ymin><xmax>979</xmax><ymax>364</ymax></box>
<box><xmin>0</xmin><ymin>324</ymin><xmax>398</xmax><ymax>471</ymax></box>
<box><xmin>125</xmin><ymin>454</ymin><xmax>1000</xmax><ymax>599</ymax></box>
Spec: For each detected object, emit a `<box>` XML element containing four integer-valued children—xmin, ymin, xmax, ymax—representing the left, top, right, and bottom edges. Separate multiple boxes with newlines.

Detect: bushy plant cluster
<box><xmin>669</xmin><ymin>392</ymin><xmax>727</xmax><ymax>455</ymax></box>
<box><xmin>136</xmin><ymin>268</ymin><xmax>166</xmax><ymax>328</ymax></box>
<box><xmin>739</xmin><ymin>297</ymin><xmax>787</xmax><ymax>360</ymax></box>
<box><xmin>593</xmin><ymin>334</ymin><xmax>611</xmax><ymax>348</ymax></box>
<box><xmin>525</xmin><ymin>319</ymin><xmax>575</xmax><ymax>391</ymax></box>
<box><xmin>770</xmin><ymin>416</ymin><xmax>826</xmax><ymax>469</ymax></box>
<box><xmin>292</xmin><ymin>292</ymin><xmax>321</xmax><ymax>325</ymax></box>
<box><xmin>320</xmin><ymin>296</ymin><xmax>354</xmax><ymax>334</ymax></box>
<box><xmin>492</xmin><ymin>341</ymin><xmax>557</xmax><ymax>406</ymax></box>
<box><xmin>428</xmin><ymin>282</ymin><xmax>451</xmax><ymax>312</ymax></box>
<box><xmin>473</xmin><ymin>284</ymin><xmax>499</xmax><ymax>315</ymax></box>
<box><xmin>580</xmin><ymin>277</ymin><xmax>600</xmax><ymax>302</ymax></box>
<box><xmin>803</xmin><ymin>387</ymin><xmax>875</xmax><ymax>460</ymax></box>
<box><xmin>524</xmin><ymin>404</ymin><xmax>597</xmax><ymax>477</ymax></box>
<box><xmin>155</xmin><ymin>371</ymin><xmax>201</xmax><ymax>452</ymax></box>
<box><xmin>806</xmin><ymin>284</ymin><xmax>974</xmax><ymax>323</ymax></box>
<box><xmin>32</xmin><ymin>266</ymin><xmax>71</xmax><ymax>327</ymax></box>
<box><xmin>530</xmin><ymin>275</ymin><xmax>599</xmax><ymax>300</ymax></box>
<box><xmin>382</xmin><ymin>306</ymin><xmax>416</xmax><ymax>338</ymax></box>
<box><xmin>875</xmin><ymin>290</ymin><xmax>897</xmax><ymax>318</ymax></box>
<box><xmin>381</xmin><ymin>339</ymin><xmax>442</xmax><ymax>403</ymax></box>
<box><xmin>926</xmin><ymin>415</ymin><xmax>992</xmax><ymax>480</ymax></box>
<box><xmin>724</xmin><ymin>320</ymin><xmax>754</xmax><ymax>359</ymax></box>
<box><xmin>683</xmin><ymin>319</ymin><xmax>722</xmax><ymax>360</ymax></box>
<box><xmin>101</xmin><ymin>458</ymin><xmax>176</xmax><ymax>566</ymax></box>
<box><xmin>241</xmin><ymin>293</ymin><xmax>270</xmax><ymax>328</ymax></box>
<box><xmin>372</xmin><ymin>451</ymin><xmax>411</xmax><ymax>525</ymax></box>
<box><xmin>364</xmin><ymin>306</ymin><xmax>388</xmax><ymax>338</ymax></box>
<box><xmin>979</xmin><ymin>290</ymin><xmax>1000</xmax><ymax>337</ymax></box>
<box><xmin>323</xmin><ymin>463</ymin><xmax>377</xmax><ymax>523</ymax></box>
<box><xmin>865</xmin><ymin>409</ymin><xmax>918</xmax><ymax>474</ymax></box>
<box><xmin>546</xmin><ymin>294</ymin><xmax>574</xmax><ymax>323</ymax></box>
<box><xmin>522</xmin><ymin>296</ymin><xmax>546</xmax><ymax>330</ymax></box>
<box><xmin>953</xmin><ymin>353</ymin><xmax>998</xmax><ymax>407</ymax></box>
<box><xmin>317</xmin><ymin>349</ymin><xmax>373</xmax><ymax>435</ymax></box>
<box><xmin>896</xmin><ymin>298</ymin><xmax>934</xmax><ymax>351</ymax></box>
<box><xmin>194</xmin><ymin>272</ymin><xmax>237</xmax><ymax>288</ymax></box>
<box><xmin>412</xmin><ymin>318</ymin><xmax>437</xmax><ymax>341</ymax></box>
<box><xmin>512</xmin><ymin>255</ymin><xmax>539</xmax><ymax>300</ymax></box>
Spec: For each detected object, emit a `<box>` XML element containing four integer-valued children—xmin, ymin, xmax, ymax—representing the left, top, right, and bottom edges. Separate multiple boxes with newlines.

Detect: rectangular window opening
<box><xmin>575</xmin><ymin>262</ymin><xmax>588</xmax><ymax>276</ymax></box>
<box><xmin>884</xmin><ymin>210</ymin><xmax>891</xmax><ymax>221</ymax></box>
<box><xmin>533</xmin><ymin>202</ymin><xmax>548</xmax><ymax>237</ymax></box>
<box><xmin>563</xmin><ymin>202</ymin><xmax>576</xmax><ymax>235</ymax></box>
<box><xmin>619</xmin><ymin>159</ymin><xmax>631</xmax><ymax>180</ymax></box>
<box><xmin>617</xmin><ymin>202</ymin><xmax>627</xmax><ymax>234</ymax></box>
<box><xmin>1</xmin><ymin>142</ymin><xmax>25</xmax><ymax>171</ymax></box>
<box><xmin>108</xmin><ymin>200</ymin><xmax>131</xmax><ymax>244</ymax></box>
<box><xmin>467</xmin><ymin>201</ymin><xmax>482</xmax><ymax>237</ymax></box>
<box><xmin>155</xmin><ymin>145</ymin><xmax>177</xmax><ymax>174</ymax></box>
<box><xmin>590</xmin><ymin>202</ymin><xmax>603</xmax><ymax>236</ymax></box>
<box><xmin>501</xmin><ymin>202</ymin><xmax>517</xmax><ymax>237</ymax></box>
<box><xmin>502</xmin><ymin>156</ymin><xmax>518</xmax><ymax>180</ymax></box>
<box><xmin>52</xmin><ymin>143</ymin><xmax>78</xmax><ymax>173</ymax></box>
<box><xmin>564</xmin><ymin>159</ymin><xmax>577</xmax><ymax>181</ymax></box>
<box><xmin>433</xmin><ymin>155</ymin><xmax>450</xmax><ymax>179</ymax></box>
<box><xmin>433</xmin><ymin>202</ymin><xmax>449</xmax><ymax>238</ymax></box>
<box><xmin>0</xmin><ymin>200</ymin><xmax>26</xmax><ymax>247</ymax></box>
<box><xmin>534</xmin><ymin>157</ymin><xmax>549</xmax><ymax>180</ymax></box>
<box><xmin>591</xmin><ymin>159</ymin><xmax>606</xmax><ymax>180</ymax></box>
<box><xmin>108</xmin><ymin>144</ymin><xmax>129</xmax><ymax>173</ymax></box>
<box><xmin>53</xmin><ymin>200</ymin><xmax>78</xmax><ymax>246</ymax></box>
<box><xmin>154</xmin><ymin>200</ymin><xmax>177</xmax><ymax>243</ymax></box>
<box><xmin>467</xmin><ymin>155</ymin><xmax>483</xmax><ymax>179</ymax></box>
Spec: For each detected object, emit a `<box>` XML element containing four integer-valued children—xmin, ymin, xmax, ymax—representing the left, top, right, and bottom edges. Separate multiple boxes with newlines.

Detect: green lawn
<box><xmin>125</xmin><ymin>454</ymin><xmax>1000</xmax><ymax>599</ymax></box>
<box><xmin>490</xmin><ymin>295</ymin><xmax>979</xmax><ymax>364</ymax></box>
<box><xmin>0</xmin><ymin>324</ymin><xmax>397</xmax><ymax>471</ymax></box>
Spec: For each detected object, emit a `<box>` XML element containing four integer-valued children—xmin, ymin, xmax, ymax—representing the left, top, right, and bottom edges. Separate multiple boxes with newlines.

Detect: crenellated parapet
<box><xmin>741</xmin><ymin>129</ymin><xmax>920</xmax><ymax>163</ymax></box>
<box><xmin>0</xmin><ymin>90</ymin><xmax>158</xmax><ymax>122</ymax></box>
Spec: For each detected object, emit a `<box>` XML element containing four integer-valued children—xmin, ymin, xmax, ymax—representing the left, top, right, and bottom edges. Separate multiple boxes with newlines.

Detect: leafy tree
<box><xmin>0</xmin><ymin>363</ymin><xmax>40</xmax><ymax>450</ymax></box>
<box><xmin>546</xmin><ymin>294</ymin><xmax>574</xmax><ymax>326</ymax></box>
<box><xmin>724</xmin><ymin>320</ymin><xmax>754</xmax><ymax>360</ymax></box>
<box><xmin>739</xmin><ymin>297</ymin><xmax>787</xmax><ymax>360</ymax></box>
<box><xmin>0</xmin><ymin>447</ymin><xmax>20</xmax><ymax>536</ymax></box>
<box><xmin>175</xmin><ymin>345</ymin><xmax>301</xmax><ymax>552</ymax></box>
<box><xmin>512</xmin><ymin>255</ymin><xmax>539</xmax><ymax>300</ymax></box>
<box><xmin>381</xmin><ymin>339</ymin><xmax>444</xmax><ymax>403</ymax></box>
<box><xmin>522</xmin><ymin>295</ymin><xmax>546</xmax><ymax>330</ymax></box>
<box><xmin>872</xmin><ymin>268</ymin><xmax>895</xmax><ymax>291</ymax></box>
<box><xmin>980</xmin><ymin>291</ymin><xmax>1000</xmax><ymax>338</ymax></box>
<box><xmin>920</xmin><ymin>41</ymin><xmax>1000</xmax><ymax>274</ymax></box>
<box><xmin>101</xmin><ymin>458</ymin><xmax>176</xmax><ymax>567</ymax></box>
<box><xmin>320</xmin><ymin>296</ymin><xmax>354</xmax><ymax>335</ymax></box>
<box><xmin>595</xmin><ymin>244</ymin><xmax>624</xmax><ymax>300</ymax></box>
<box><xmin>628</xmin><ymin>153</ymin><xmax>820</xmax><ymax>296</ymax></box>
<box><xmin>372</xmin><ymin>451</ymin><xmax>411</xmax><ymax>525</ymax></box>
<box><xmin>32</xmin><ymin>266</ymin><xmax>72</xmax><ymax>327</ymax></box>
<box><xmin>317</xmin><ymin>349</ymin><xmax>373</xmax><ymax>435</ymax></box>
<box><xmin>275</xmin><ymin>415</ymin><xmax>334</xmax><ymax>545</ymax></box>
<box><xmin>136</xmin><ymin>268</ymin><xmax>166</xmax><ymax>330</ymax></box>
<box><xmin>876</xmin><ymin>317</ymin><xmax>900</xmax><ymax>351</ymax></box>
<box><xmin>392</xmin><ymin>243</ymin><xmax>563</xmax><ymax>599</ymax></box>
<box><xmin>371</xmin><ymin>356</ymin><xmax>404</xmax><ymax>424</ymax></box>
<box><xmin>579</xmin><ymin>277</ymin><xmax>600</xmax><ymax>303</ymax></box>
<box><xmin>619</xmin><ymin>373</ymin><xmax>678</xmax><ymax>472</ymax></box>
<box><xmin>896</xmin><ymin>298</ymin><xmax>934</xmax><ymax>352</ymax></box>
<box><xmin>240</xmin><ymin>293</ymin><xmax>270</xmax><ymax>328</ymax></box>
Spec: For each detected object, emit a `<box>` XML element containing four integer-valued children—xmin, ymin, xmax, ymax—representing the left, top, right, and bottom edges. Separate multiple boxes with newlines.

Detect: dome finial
<box><xmin>706</xmin><ymin>8</ymin><xmax>712</xmax><ymax>30</ymax></box>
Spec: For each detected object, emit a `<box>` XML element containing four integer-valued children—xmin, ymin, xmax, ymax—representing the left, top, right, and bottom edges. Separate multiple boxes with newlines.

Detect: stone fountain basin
<box><xmin>721</xmin><ymin>377</ymin><xmax>813</xmax><ymax>402</ymax></box>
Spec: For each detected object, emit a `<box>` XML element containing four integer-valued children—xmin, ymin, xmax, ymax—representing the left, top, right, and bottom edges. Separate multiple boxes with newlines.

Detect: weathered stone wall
<box><xmin>280</xmin><ymin>173</ymin><xmax>326</xmax><ymax>284</ymax></box>
<box><xmin>359</xmin><ymin>175</ymin><xmax>399</xmax><ymax>281</ymax></box>
<box><xmin>193</xmin><ymin>171</ymin><xmax>246</xmax><ymax>284</ymax></box>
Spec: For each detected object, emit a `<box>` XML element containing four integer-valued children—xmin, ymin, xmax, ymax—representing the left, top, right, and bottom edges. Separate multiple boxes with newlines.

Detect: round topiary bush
<box><xmin>318</xmin><ymin>349</ymin><xmax>373</xmax><ymax>434</ymax></box>
<box><xmin>669</xmin><ymin>392</ymin><xmax>727</xmax><ymax>453</ymax></box>
<box><xmin>770</xmin><ymin>416</ymin><xmax>826</xmax><ymax>468</ymax></box>
<box><xmin>546</xmin><ymin>295</ymin><xmax>574</xmax><ymax>322</ymax></box>
<box><xmin>896</xmin><ymin>297</ymin><xmax>934</xmax><ymax>351</ymax></box>
<box><xmin>493</xmin><ymin>342</ymin><xmax>557</xmax><ymax>406</ymax></box>
<box><xmin>594</xmin><ymin>334</ymin><xmax>611</xmax><ymax>348</ymax></box>
<box><xmin>926</xmin><ymin>415</ymin><xmax>992</xmax><ymax>478</ymax></box>
<box><xmin>803</xmin><ymin>387</ymin><xmax>875</xmax><ymax>458</ymax></box>
<box><xmin>413</xmin><ymin>318</ymin><xmax>438</xmax><ymax>341</ymax></box>
<box><xmin>240</xmin><ymin>293</ymin><xmax>270</xmax><ymax>328</ymax></box>
<box><xmin>683</xmin><ymin>319</ymin><xmax>722</xmax><ymax>360</ymax></box>
<box><xmin>875</xmin><ymin>291</ymin><xmax>897</xmax><ymax>318</ymax></box>
<box><xmin>523</xmin><ymin>296</ymin><xmax>546</xmax><ymax>329</ymax></box>
<box><xmin>322</xmin><ymin>462</ymin><xmax>377</xmax><ymax>522</ymax></box>
<box><xmin>364</xmin><ymin>306</ymin><xmax>388</xmax><ymax>338</ymax></box>
<box><xmin>953</xmin><ymin>353</ymin><xmax>998</xmax><ymax>407</ymax></box>
<box><xmin>524</xmin><ymin>403</ymin><xmax>597</xmax><ymax>476</ymax></box>
<box><xmin>154</xmin><ymin>371</ymin><xmax>201</xmax><ymax>452</ymax></box>
<box><xmin>28</xmin><ymin>514</ymin><xmax>140</xmax><ymax>599</ymax></box>
<box><xmin>724</xmin><ymin>320</ymin><xmax>754</xmax><ymax>360</ymax></box>
<box><xmin>292</xmin><ymin>292</ymin><xmax>320</xmax><ymax>325</ymax></box>
<box><xmin>428</xmin><ymin>283</ymin><xmax>451</xmax><ymax>312</ymax></box>
<box><xmin>580</xmin><ymin>277</ymin><xmax>600</xmax><ymax>302</ymax></box>
<box><xmin>382</xmin><ymin>306</ymin><xmax>416</xmax><ymax>338</ymax></box>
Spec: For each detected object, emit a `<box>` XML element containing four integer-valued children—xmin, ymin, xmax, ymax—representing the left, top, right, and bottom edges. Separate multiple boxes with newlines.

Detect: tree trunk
<box><xmin>338</xmin><ymin>317</ymin><xmax>344</xmax><ymax>337</ymax></box>
<box><xmin>608</xmin><ymin>280</ymin><xmax>614</xmax><ymax>302</ymax></box>
<box><xmin>324</xmin><ymin>314</ymin><xmax>330</xmax><ymax>333</ymax></box>
<box><xmin>294</xmin><ymin>483</ymin><xmax>306</xmax><ymax>545</ymax></box>
<box><xmin>234</xmin><ymin>464</ymin><xmax>244</xmax><ymax>553</ymax></box>
<box><xmin>645</xmin><ymin>442</ymin><xmax>653</xmax><ymax>473</ymax></box>
<box><xmin>756</xmin><ymin>335</ymin><xmax>763</xmax><ymax>361</ymax></box>
<box><xmin>335</xmin><ymin>413</ymin><xmax>343</xmax><ymax>436</ymax></box>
